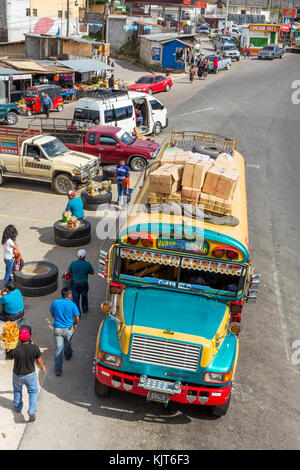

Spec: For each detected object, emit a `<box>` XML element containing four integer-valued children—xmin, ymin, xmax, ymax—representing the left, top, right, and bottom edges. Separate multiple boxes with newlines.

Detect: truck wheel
<box><xmin>153</xmin><ymin>122</ymin><xmax>162</xmax><ymax>135</ymax></box>
<box><xmin>14</xmin><ymin>261</ymin><xmax>58</xmax><ymax>288</ymax></box>
<box><xmin>5</xmin><ymin>112</ymin><xmax>18</xmax><ymax>125</ymax></box>
<box><xmin>53</xmin><ymin>173</ymin><xmax>74</xmax><ymax>195</ymax></box>
<box><xmin>211</xmin><ymin>393</ymin><xmax>231</xmax><ymax>417</ymax></box>
<box><xmin>130</xmin><ymin>156</ymin><xmax>147</xmax><ymax>171</ymax></box>
<box><xmin>0</xmin><ymin>170</ymin><xmax>4</xmax><ymax>186</ymax></box>
<box><xmin>95</xmin><ymin>378</ymin><xmax>109</xmax><ymax>397</ymax></box>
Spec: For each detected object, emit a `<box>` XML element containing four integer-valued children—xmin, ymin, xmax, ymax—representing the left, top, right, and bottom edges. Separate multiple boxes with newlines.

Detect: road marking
<box><xmin>178</xmin><ymin>107</ymin><xmax>214</xmax><ymax>117</ymax></box>
<box><xmin>273</xmin><ymin>270</ymin><xmax>292</xmax><ymax>364</ymax></box>
<box><xmin>247</xmin><ymin>163</ymin><xmax>260</xmax><ymax>169</ymax></box>
<box><xmin>0</xmin><ymin>187</ymin><xmax>63</xmax><ymax>197</ymax></box>
<box><xmin>0</xmin><ymin>213</ymin><xmax>51</xmax><ymax>224</ymax></box>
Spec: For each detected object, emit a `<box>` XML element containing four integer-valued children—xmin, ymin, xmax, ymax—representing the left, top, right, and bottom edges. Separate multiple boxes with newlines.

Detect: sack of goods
<box><xmin>147</xmin><ymin>148</ymin><xmax>239</xmax><ymax>215</ymax></box>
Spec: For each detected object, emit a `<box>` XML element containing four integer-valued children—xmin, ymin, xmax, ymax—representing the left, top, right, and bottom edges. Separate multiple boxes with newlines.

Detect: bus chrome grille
<box><xmin>130</xmin><ymin>335</ymin><xmax>200</xmax><ymax>372</ymax></box>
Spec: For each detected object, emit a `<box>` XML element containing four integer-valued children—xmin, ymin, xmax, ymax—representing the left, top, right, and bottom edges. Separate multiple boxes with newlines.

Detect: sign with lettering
<box><xmin>157</xmin><ymin>238</ymin><xmax>209</xmax><ymax>255</ymax></box>
<box><xmin>120</xmin><ymin>248</ymin><xmax>180</xmax><ymax>267</ymax></box>
<box><xmin>181</xmin><ymin>257</ymin><xmax>243</xmax><ymax>275</ymax></box>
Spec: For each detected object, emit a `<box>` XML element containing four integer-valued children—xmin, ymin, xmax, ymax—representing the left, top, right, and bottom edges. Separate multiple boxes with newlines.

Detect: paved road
<box><xmin>1</xmin><ymin>54</ymin><xmax>299</xmax><ymax>450</ymax></box>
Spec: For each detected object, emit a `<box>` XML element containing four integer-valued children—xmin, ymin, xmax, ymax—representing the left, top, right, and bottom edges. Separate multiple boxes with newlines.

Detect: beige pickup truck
<box><xmin>0</xmin><ymin>127</ymin><xmax>100</xmax><ymax>194</ymax></box>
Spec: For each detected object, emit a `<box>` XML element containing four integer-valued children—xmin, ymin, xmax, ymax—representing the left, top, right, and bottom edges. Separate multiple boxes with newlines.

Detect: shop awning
<box><xmin>56</xmin><ymin>59</ymin><xmax>113</xmax><ymax>73</ymax></box>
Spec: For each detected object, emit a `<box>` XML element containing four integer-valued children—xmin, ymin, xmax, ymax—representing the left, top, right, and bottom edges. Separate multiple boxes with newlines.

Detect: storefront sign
<box><xmin>181</xmin><ymin>257</ymin><xmax>243</xmax><ymax>275</ymax></box>
<box><xmin>0</xmin><ymin>76</ymin><xmax>8</xmax><ymax>81</ymax></box>
<box><xmin>120</xmin><ymin>248</ymin><xmax>180</xmax><ymax>266</ymax></box>
<box><xmin>282</xmin><ymin>8</ymin><xmax>297</xmax><ymax>18</ymax></box>
<box><xmin>249</xmin><ymin>24</ymin><xmax>280</xmax><ymax>32</ymax></box>
<box><xmin>12</xmin><ymin>74</ymin><xmax>31</xmax><ymax>80</ymax></box>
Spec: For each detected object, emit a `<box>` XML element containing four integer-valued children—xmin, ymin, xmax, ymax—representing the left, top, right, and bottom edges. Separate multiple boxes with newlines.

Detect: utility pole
<box><xmin>67</xmin><ymin>0</ymin><xmax>70</xmax><ymax>36</ymax></box>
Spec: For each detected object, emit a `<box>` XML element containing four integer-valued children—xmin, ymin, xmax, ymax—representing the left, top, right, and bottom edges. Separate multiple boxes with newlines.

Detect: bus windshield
<box><xmin>116</xmin><ymin>248</ymin><xmax>246</xmax><ymax>296</ymax></box>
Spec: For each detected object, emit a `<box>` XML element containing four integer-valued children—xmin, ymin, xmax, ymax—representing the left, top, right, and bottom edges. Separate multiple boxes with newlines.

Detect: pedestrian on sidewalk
<box><xmin>247</xmin><ymin>47</ymin><xmax>251</xmax><ymax>59</ymax></box>
<box><xmin>66</xmin><ymin>249</ymin><xmax>94</xmax><ymax>315</ymax></box>
<box><xmin>189</xmin><ymin>65</ymin><xmax>195</xmax><ymax>83</ymax></box>
<box><xmin>2</xmin><ymin>224</ymin><xmax>18</xmax><ymax>287</ymax></box>
<box><xmin>49</xmin><ymin>287</ymin><xmax>80</xmax><ymax>376</ymax></box>
<box><xmin>42</xmin><ymin>93</ymin><xmax>53</xmax><ymax>119</ymax></box>
<box><xmin>5</xmin><ymin>326</ymin><xmax>46</xmax><ymax>422</ymax></box>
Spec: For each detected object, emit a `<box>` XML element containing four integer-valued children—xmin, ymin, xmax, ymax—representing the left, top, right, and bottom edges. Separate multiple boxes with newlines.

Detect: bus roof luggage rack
<box><xmin>170</xmin><ymin>130</ymin><xmax>238</xmax><ymax>155</ymax></box>
<box><xmin>83</xmin><ymin>89</ymin><xmax>129</xmax><ymax>101</ymax></box>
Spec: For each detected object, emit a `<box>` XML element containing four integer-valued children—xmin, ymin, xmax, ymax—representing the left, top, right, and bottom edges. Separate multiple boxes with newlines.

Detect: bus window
<box><xmin>119</xmin><ymin>258</ymin><xmax>178</xmax><ymax>282</ymax></box>
<box><xmin>180</xmin><ymin>268</ymin><xmax>241</xmax><ymax>293</ymax></box>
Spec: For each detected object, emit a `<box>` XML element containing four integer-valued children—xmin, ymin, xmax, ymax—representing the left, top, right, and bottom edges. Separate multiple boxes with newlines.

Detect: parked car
<box><xmin>54</xmin><ymin>125</ymin><xmax>161</xmax><ymax>171</ymax></box>
<box><xmin>196</xmin><ymin>24</ymin><xmax>211</xmax><ymax>34</ymax></box>
<box><xmin>0</xmin><ymin>103</ymin><xmax>20</xmax><ymax>125</ymax></box>
<box><xmin>128</xmin><ymin>75</ymin><xmax>173</xmax><ymax>95</ymax></box>
<box><xmin>205</xmin><ymin>55</ymin><xmax>232</xmax><ymax>72</ymax></box>
<box><xmin>74</xmin><ymin>90</ymin><xmax>168</xmax><ymax>136</ymax></box>
<box><xmin>257</xmin><ymin>45</ymin><xmax>286</xmax><ymax>60</ymax></box>
<box><xmin>222</xmin><ymin>44</ymin><xmax>241</xmax><ymax>61</ymax></box>
<box><xmin>214</xmin><ymin>35</ymin><xmax>236</xmax><ymax>51</ymax></box>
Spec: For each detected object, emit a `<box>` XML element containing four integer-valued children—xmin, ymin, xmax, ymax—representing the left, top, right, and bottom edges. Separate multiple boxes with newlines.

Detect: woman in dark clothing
<box><xmin>197</xmin><ymin>60</ymin><xmax>204</xmax><ymax>79</ymax></box>
<box><xmin>189</xmin><ymin>66</ymin><xmax>195</xmax><ymax>83</ymax></box>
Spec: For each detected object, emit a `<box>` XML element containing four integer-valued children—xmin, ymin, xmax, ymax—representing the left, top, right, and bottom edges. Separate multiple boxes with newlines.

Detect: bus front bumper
<box><xmin>95</xmin><ymin>363</ymin><xmax>231</xmax><ymax>406</ymax></box>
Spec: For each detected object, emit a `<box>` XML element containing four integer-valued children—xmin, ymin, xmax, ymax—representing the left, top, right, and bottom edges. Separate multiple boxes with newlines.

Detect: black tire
<box><xmin>165</xmin><ymin>84</ymin><xmax>170</xmax><ymax>92</ymax></box>
<box><xmin>5</xmin><ymin>112</ymin><xmax>18</xmax><ymax>126</ymax></box>
<box><xmin>95</xmin><ymin>378</ymin><xmax>109</xmax><ymax>397</ymax></box>
<box><xmin>14</xmin><ymin>261</ymin><xmax>58</xmax><ymax>288</ymax></box>
<box><xmin>55</xmin><ymin>233</ymin><xmax>91</xmax><ymax>247</ymax></box>
<box><xmin>129</xmin><ymin>156</ymin><xmax>147</xmax><ymax>171</ymax></box>
<box><xmin>57</xmin><ymin>105</ymin><xmax>63</xmax><ymax>112</ymax></box>
<box><xmin>153</xmin><ymin>121</ymin><xmax>162</xmax><ymax>135</ymax></box>
<box><xmin>53</xmin><ymin>219</ymin><xmax>91</xmax><ymax>240</ymax></box>
<box><xmin>148</xmin><ymin>88</ymin><xmax>153</xmax><ymax>95</ymax></box>
<box><xmin>81</xmin><ymin>189</ymin><xmax>112</xmax><ymax>205</ymax></box>
<box><xmin>0</xmin><ymin>169</ymin><xmax>4</xmax><ymax>186</ymax></box>
<box><xmin>53</xmin><ymin>173</ymin><xmax>75</xmax><ymax>195</ymax></box>
<box><xmin>16</xmin><ymin>280</ymin><xmax>58</xmax><ymax>297</ymax></box>
<box><xmin>102</xmin><ymin>165</ymin><xmax>116</xmax><ymax>181</ymax></box>
<box><xmin>211</xmin><ymin>393</ymin><xmax>231</xmax><ymax>417</ymax></box>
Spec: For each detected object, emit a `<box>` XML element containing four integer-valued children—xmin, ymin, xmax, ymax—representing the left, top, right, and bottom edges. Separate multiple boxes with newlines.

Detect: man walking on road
<box><xmin>66</xmin><ymin>249</ymin><xmax>94</xmax><ymax>315</ymax></box>
<box><xmin>213</xmin><ymin>56</ymin><xmax>218</xmax><ymax>74</ymax></box>
<box><xmin>42</xmin><ymin>93</ymin><xmax>53</xmax><ymax>119</ymax></box>
<box><xmin>50</xmin><ymin>287</ymin><xmax>80</xmax><ymax>376</ymax></box>
<box><xmin>6</xmin><ymin>326</ymin><xmax>46</xmax><ymax>422</ymax></box>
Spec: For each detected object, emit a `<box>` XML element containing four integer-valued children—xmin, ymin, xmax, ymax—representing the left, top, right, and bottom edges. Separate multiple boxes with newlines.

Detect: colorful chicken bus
<box><xmin>94</xmin><ymin>131</ymin><xmax>260</xmax><ymax>417</ymax></box>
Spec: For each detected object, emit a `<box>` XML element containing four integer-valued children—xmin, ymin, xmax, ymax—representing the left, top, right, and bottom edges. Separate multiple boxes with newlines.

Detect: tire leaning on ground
<box><xmin>54</xmin><ymin>219</ymin><xmax>91</xmax><ymax>247</ymax></box>
<box><xmin>102</xmin><ymin>165</ymin><xmax>116</xmax><ymax>181</ymax></box>
<box><xmin>14</xmin><ymin>261</ymin><xmax>59</xmax><ymax>297</ymax></box>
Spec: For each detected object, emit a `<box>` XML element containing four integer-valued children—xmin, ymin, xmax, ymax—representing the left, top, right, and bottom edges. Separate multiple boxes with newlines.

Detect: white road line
<box><xmin>273</xmin><ymin>270</ymin><xmax>292</xmax><ymax>364</ymax></box>
<box><xmin>178</xmin><ymin>107</ymin><xmax>214</xmax><ymax>117</ymax></box>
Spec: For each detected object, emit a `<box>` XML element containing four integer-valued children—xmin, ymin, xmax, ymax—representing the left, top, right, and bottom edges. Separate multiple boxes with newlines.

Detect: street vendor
<box><xmin>65</xmin><ymin>190</ymin><xmax>84</xmax><ymax>220</ymax></box>
<box><xmin>0</xmin><ymin>280</ymin><xmax>24</xmax><ymax>322</ymax></box>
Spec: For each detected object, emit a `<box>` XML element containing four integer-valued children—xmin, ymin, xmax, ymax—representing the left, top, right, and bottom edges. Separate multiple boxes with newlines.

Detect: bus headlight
<box><xmin>204</xmin><ymin>370</ymin><xmax>232</xmax><ymax>383</ymax></box>
<box><xmin>99</xmin><ymin>350</ymin><xmax>122</xmax><ymax>367</ymax></box>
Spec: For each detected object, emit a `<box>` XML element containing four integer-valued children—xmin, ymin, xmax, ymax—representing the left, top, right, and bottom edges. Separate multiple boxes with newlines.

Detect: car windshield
<box><xmin>136</xmin><ymin>77</ymin><xmax>154</xmax><ymax>84</ymax></box>
<box><xmin>224</xmin><ymin>45</ymin><xmax>236</xmax><ymax>50</ymax></box>
<box><xmin>41</xmin><ymin>138</ymin><xmax>69</xmax><ymax>158</ymax></box>
<box><xmin>263</xmin><ymin>46</ymin><xmax>274</xmax><ymax>51</ymax></box>
<box><xmin>116</xmin><ymin>130</ymin><xmax>135</xmax><ymax>146</ymax></box>
<box><xmin>25</xmin><ymin>90</ymin><xmax>38</xmax><ymax>98</ymax></box>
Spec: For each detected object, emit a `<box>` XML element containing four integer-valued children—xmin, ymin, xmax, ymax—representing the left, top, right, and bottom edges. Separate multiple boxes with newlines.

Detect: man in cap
<box><xmin>65</xmin><ymin>190</ymin><xmax>84</xmax><ymax>220</ymax></box>
<box><xmin>66</xmin><ymin>249</ymin><xmax>94</xmax><ymax>315</ymax></box>
<box><xmin>6</xmin><ymin>326</ymin><xmax>46</xmax><ymax>422</ymax></box>
<box><xmin>50</xmin><ymin>287</ymin><xmax>80</xmax><ymax>376</ymax></box>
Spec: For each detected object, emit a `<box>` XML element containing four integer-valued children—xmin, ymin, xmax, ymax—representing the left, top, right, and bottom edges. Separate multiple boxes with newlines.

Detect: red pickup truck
<box><xmin>53</xmin><ymin>125</ymin><xmax>160</xmax><ymax>171</ymax></box>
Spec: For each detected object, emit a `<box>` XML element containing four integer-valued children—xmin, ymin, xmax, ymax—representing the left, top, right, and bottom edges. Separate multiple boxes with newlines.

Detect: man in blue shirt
<box><xmin>66</xmin><ymin>249</ymin><xmax>94</xmax><ymax>315</ymax></box>
<box><xmin>0</xmin><ymin>281</ymin><xmax>24</xmax><ymax>322</ymax></box>
<box><xmin>65</xmin><ymin>190</ymin><xmax>84</xmax><ymax>220</ymax></box>
<box><xmin>42</xmin><ymin>93</ymin><xmax>53</xmax><ymax>119</ymax></box>
<box><xmin>50</xmin><ymin>287</ymin><xmax>80</xmax><ymax>376</ymax></box>
<box><xmin>115</xmin><ymin>159</ymin><xmax>130</xmax><ymax>204</ymax></box>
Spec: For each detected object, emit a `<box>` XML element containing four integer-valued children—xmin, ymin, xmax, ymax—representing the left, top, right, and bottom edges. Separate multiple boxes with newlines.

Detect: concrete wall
<box><xmin>139</xmin><ymin>37</ymin><xmax>162</xmax><ymax>66</ymax></box>
<box><xmin>7</xmin><ymin>0</ymin><xmax>31</xmax><ymax>41</ymax></box>
<box><xmin>0</xmin><ymin>41</ymin><xmax>26</xmax><ymax>59</ymax></box>
<box><xmin>107</xmin><ymin>16</ymin><xmax>130</xmax><ymax>51</ymax></box>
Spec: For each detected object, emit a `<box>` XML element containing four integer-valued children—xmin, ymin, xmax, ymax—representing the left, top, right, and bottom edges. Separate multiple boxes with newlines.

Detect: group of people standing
<box><xmin>189</xmin><ymin>57</ymin><xmax>211</xmax><ymax>83</ymax></box>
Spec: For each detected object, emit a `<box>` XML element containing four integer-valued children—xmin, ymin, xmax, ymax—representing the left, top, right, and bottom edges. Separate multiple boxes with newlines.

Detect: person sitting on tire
<box><xmin>0</xmin><ymin>280</ymin><xmax>24</xmax><ymax>322</ymax></box>
<box><xmin>66</xmin><ymin>249</ymin><xmax>94</xmax><ymax>315</ymax></box>
<box><xmin>65</xmin><ymin>190</ymin><xmax>84</xmax><ymax>220</ymax></box>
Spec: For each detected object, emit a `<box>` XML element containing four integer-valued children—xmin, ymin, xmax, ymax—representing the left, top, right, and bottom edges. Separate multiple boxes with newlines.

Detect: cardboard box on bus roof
<box><xmin>182</xmin><ymin>159</ymin><xmax>212</xmax><ymax>188</ymax></box>
<box><xmin>202</xmin><ymin>165</ymin><xmax>239</xmax><ymax>200</ymax></box>
<box><xmin>181</xmin><ymin>187</ymin><xmax>201</xmax><ymax>205</ymax></box>
<box><xmin>149</xmin><ymin>163</ymin><xmax>184</xmax><ymax>195</ymax></box>
<box><xmin>215</xmin><ymin>154</ymin><xmax>236</xmax><ymax>169</ymax></box>
<box><xmin>161</xmin><ymin>150</ymin><xmax>194</xmax><ymax>165</ymax></box>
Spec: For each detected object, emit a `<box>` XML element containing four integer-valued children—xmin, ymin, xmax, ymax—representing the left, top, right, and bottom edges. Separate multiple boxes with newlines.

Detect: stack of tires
<box><xmin>81</xmin><ymin>189</ymin><xmax>112</xmax><ymax>211</ymax></box>
<box><xmin>54</xmin><ymin>219</ymin><xmax>91</xmax><ymax>247</ymax></box>
<box><xmin>14</xmin><ymin>261</ymin><xmax>58</xmax><ymax>297</ymax></box>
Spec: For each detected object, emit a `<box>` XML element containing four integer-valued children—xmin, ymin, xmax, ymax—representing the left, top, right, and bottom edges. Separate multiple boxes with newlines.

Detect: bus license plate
<box><xmin>147</xmin><ymin>391</ymin><xmax>169</xmax><ymax>404</ymax></box>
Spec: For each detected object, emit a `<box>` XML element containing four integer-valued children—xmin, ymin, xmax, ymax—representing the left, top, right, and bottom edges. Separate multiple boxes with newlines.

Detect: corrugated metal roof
<box><xmin>56</xmin><ymin>59</ymin><xmax>113</xmax><ymax>73</ymax></box>
<box><xmin>0</xmin><ymin>67</ymin><xmax>27</xmax><ymax>75</ymax></box>
<box><xmin>140</xmin><ymin>33</ymin><xmax>194</xmax><ymax>42</ymax></box>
